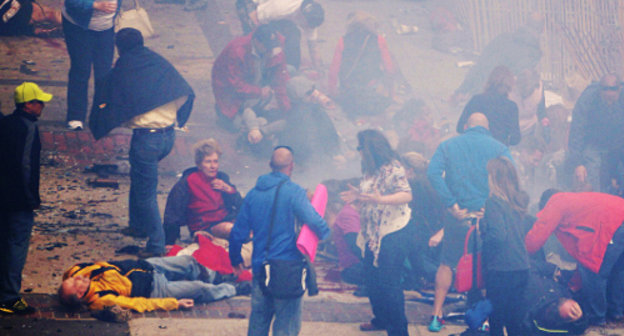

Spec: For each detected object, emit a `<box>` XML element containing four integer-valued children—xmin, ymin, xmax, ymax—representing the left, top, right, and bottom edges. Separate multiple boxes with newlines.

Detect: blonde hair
<box><xmin>193</xmin><ymin>138</ymin><xmax>222</xmax><ymax>166</ymax></box>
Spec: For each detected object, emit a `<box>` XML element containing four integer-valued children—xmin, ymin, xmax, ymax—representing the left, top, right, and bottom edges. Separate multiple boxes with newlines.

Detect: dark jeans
<box><xmin>577</xmin><ymin>223</ymin><xmax>624</xmax><ymax>323</ymax></box>
<box><xmin>248</xmin><ymin>277</ymin><xmax>302</xmax><ymax>336</ymax></box>
<box><xmin>364</xmin><ymin>224</ymin><xmax>413</xmax><ymax>336</ymax></box>
<box><xmin>62</xmin><ymin>17</ymin><xmax>114</xmax><ymax>123</ymax></box>
<box><xmin>0</xmin><ymin>210</ymin><xmax>34</xmax><ymax>302</ymax></box>
<box><xmin>129</xmin><ymin>128</ymin><xmax>175</xmax><ymax>254</ymax></box>
<box><xmin>485</xmin><ymin>269</ymin><xmax>529</xmax><ymax>336</ymax></box>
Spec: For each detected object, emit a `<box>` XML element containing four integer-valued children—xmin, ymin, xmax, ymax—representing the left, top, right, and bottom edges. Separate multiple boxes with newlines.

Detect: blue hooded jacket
<box><xmin>229</xmin><ymin>172</ymin><xmax>330</xmax><ymax>274</ymax></box>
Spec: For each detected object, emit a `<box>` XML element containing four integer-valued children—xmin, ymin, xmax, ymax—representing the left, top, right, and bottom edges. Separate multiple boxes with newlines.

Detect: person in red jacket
<box><xmin>211</xmin><ymin>24</ymin><xmax>290</xmax><ymax>152</ymax></box>
<box><xmin>525</xmin><ymin>189</ymin><xmax>624</xmax><ymax>325</ymax></box>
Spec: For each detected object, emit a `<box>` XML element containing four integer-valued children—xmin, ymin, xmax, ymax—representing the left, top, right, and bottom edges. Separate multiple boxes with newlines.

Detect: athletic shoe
<box><xmin>428</xmin><ymin>315</ymin><xmax>444</xmax><ymax>332</ymax></box>
<box><xmin>67</xmin><ymin>120</ymin><xmax>84</xmax><ymax>131</ymax></box>
<box><xmin>0</xmin><ymin>297</ymin><xmax>36</xmax><ymax>315</ymax></box>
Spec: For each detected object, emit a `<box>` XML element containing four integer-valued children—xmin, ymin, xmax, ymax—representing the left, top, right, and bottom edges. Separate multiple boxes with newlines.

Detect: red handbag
<box><xmin>454</xmin><ymin>224</ymin><xmax>484</xmax><ymax>292</ymax></box>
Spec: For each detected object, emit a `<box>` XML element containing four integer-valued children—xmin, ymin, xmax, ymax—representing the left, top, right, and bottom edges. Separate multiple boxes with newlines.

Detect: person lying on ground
<box><xmin>59</xmin><ymin>255</ymin><xmax>251</xmax><ymax>312</ymax></box>
<box><xmin>0</xmin><ymin>0</ymin><xmax>62</xmax><ymax>36</ymax></box>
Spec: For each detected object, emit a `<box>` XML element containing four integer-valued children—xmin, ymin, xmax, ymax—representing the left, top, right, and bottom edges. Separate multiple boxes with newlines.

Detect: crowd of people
<box><xmin>1</xmin><ymin>2</ymin><xmax>624</xmax><ymax>336</ymax></box>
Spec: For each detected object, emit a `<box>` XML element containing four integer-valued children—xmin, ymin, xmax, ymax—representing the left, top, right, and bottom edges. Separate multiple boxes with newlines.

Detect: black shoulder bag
<box><xmin>258</xmin><ymin>180</ymin><xmax>308</xmax><ymax>299</ymax></box>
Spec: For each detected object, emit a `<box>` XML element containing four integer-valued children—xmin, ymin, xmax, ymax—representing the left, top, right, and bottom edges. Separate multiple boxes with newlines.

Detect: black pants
<box><xmin>270</xmin><ymin>19</ymin><xmax>301</xmax><ymax>70</ymax></box>
<box><xmin>486</xmin><ymin>269</ymin><xmax>529</xmax><ymax>336</ymax></box>
<box><xmin>364</xmin><ymin>224</ymin><xmax>413</xmax><ymax>336</ymax></box>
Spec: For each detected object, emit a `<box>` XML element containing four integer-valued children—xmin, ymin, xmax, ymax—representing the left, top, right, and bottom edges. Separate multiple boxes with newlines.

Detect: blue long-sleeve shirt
<box><xmin>427</xmin><ymin>126</ymin><xmax>512</xmax><ymax>211</ymax></box>
<box><xmin>229</xmin><ymin>172</ymin><xmax>330</xmax><ymax>274</ymax></box>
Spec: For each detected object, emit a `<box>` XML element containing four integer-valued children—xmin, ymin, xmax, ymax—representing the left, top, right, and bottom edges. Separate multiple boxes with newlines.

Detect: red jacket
<box><xmin>211</xmin><ymin>33</ymin><xmax>290</xmax><ymax>119</ymax></box>
<box><xmin>525</xmin><ymin>192</ymin><xmax>624</xmax><ymax>273</ymax></box>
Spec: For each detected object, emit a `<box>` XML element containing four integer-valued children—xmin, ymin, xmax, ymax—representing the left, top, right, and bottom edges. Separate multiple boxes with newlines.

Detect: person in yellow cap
<box><xmin>0</xmin><ymin>82</ymin><xmax>52</xmax><ymax>315</ymax></box>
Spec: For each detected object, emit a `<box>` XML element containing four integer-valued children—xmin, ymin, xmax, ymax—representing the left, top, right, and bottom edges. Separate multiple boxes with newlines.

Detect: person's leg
<box><xmin>602</xmin><ymin>225</ymin><xmax>624</xmax><ymax>318</ymax></box>
<box><xmin>0</xmin><ymin>211</ymin><xmax>34</xmax><ymax>303</ymax></box>
<box><xmin>272</xmin><ymin>296</ymin><xmax>303</xmax><ymax>336</ymax></box>
<box><xmin>91</xmin><ymin>27</ymin><xmax>115</xmax><ymax>104</ymax></box>
<box><xmin>363</xmin><ymin>247</ymin><xmax>386</xmax><ymax>329</ymax></box>
<box><xmin>431</xmin><ymin>264</ymin><xmax>452</xmax><ymax>317</ymax></box>
<box><xmin>146</xmin><ymin>255</ymin><xmax>212</xmax><ymax>281</ymax></box>
<box><xmin>375</xmin><ymin>226</ymin><xmax>411</xmax><ymax>336</ymax></box>
<box><xmin>577</xmin><ymin>264</ymin><xmax>607</xmax><ymax>324</ymax></box>
<box><xmin>485</xmin><ymin>271</ymin><xmax>505</xmax><ymax>336</ymax></box>
<box><xmin>248</xmin><ymin>278</ymin><xmax>274</xmax><ymax>336</ymax></box>
<box><xmin>505</xmin><ymin>271</ymin><xmax>529</xmax><ymax>336</ymax></box>
<box><xmin>62</xmin><ymin>17</ymin><xmax>92</xmax><ymax>123</ymax></box>
<box><xmin>209</xmin><ymin>221</ymin><xmax>233</xmax><ymax>239</ymax></box>
<box><xmin>129</xmin><ymin>131</ymin><xmax>174</xmax><ymax>254</ymax></box>
<box><xmin>149</xmin><ymin>271</ymin><xmax>235</xmax><ymax>302</ymax></box>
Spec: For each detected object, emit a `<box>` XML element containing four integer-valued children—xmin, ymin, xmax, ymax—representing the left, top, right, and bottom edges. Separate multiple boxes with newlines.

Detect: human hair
<box><xmin>58</xmin><ymin>285</ymin><xmax>83</xmax><ymax>312</ymax></box>
<box><xmin>539</xmin><ymin>188</ymin><xmax>561</xmax><ymax>211</ymax></box>
<box><xmin>484</xmin><ymin>65</ymin><xmax>515</xmax><ymax>96</ymax></box>
<box><xmin>115</xmin><ymin>28</ymin><xmax>144</xmax><ymax>55</ymax></box>
<box><xmin>357</xmin><ymin>129</ymin><xmax>399</xmax><ymax>176</ymax></box>
<box><xmin>253</xmin><ymin>24</ymin><xmax>279</xmax><ymax>50</ymax></box>
<box><xmin>193</xmin><ymin>138</ymin><xmax>222</xmax><ymax>166</ymax></box>
<box><xmin>487</xmin><ymin>157</ymin><xmax>527</xmax><ymax>213</ymax></box>
<box><xmin>301</xmin><ymin>0</ymin><xmax>324</xmax><ymax>28</ymax></box>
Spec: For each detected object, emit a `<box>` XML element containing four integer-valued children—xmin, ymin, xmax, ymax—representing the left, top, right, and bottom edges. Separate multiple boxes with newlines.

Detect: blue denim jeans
<box><xmin>129</xmin><ymin>129</ymin><xmax>175</xmax><ymax>254</ymax></box>
<box><xmin>0</xmin><ymin>210</ymin><xmax>34</xmax><ymax>302</ymax></box>
<box><xmin>248</xmin><ymin>277</ymin><xmax>303</xmax><ymax>336</ymax></box>
<box><xmin>147</xmin><ymin>255</ymin><xmax>236</xmax><ymax>302</ymax></box>
<box><xmin>577</xmin><ymin>223</ymin><xmax>624</xmax><ymax>323</ymax></box>
<box><xmin>62</xmin><ymin>17</ymin><xmax>114</xmax><ymax>123</ymax></box>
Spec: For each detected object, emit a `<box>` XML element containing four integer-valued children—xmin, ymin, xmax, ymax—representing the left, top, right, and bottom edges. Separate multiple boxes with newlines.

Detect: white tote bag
<box><xmin>115</xmin><ymin>0</ymin><xmax>155</xmax><ymax>38</ymax></box>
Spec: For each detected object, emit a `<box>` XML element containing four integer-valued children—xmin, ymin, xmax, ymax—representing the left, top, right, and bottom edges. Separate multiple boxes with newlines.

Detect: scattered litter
<box><xmin>87</xmin><ymin>178</ymin><xmax>119</xmax><ymax>189</ymax></box>
<box><xmin>37</xmin><ymin>242</ymin><xmax>67</xmax><ymax>251</ymax></box>
<box><xmin>456</xmin><ymin>61</ymin><xmax>474</xmax><ymax>68</ymax></box>
<box><xmin>19</xmin><ymin>64</ymin><xmax>38</xmax><ymax>75</ymax></box>
<box><xmin>228</xmin><ymin>312</ymin><xmax>246</xmax><ymax>319</ymax></box>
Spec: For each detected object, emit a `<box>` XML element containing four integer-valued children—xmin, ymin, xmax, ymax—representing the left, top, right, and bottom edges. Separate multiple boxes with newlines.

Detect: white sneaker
<box><xmin>67</xmin><ymin>120</ymin><xmax>83</xmax><ymax>131</ymax></box>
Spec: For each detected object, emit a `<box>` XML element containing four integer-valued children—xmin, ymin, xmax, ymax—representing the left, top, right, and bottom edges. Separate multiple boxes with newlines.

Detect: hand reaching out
<box><xmin>178</xmin><ymin>299</ymin><xmax>194</xmax><ymax>309</ymax></box>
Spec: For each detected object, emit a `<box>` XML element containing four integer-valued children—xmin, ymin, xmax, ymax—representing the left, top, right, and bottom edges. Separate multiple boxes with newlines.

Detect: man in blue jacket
<box><xmin>229</xmin><ymin>146</ymin><xmax>330</xmax><ymax>336</ymax></box>
<box><xmin>425</xmin><ymin>112</ymin><xmax>512</xmax><ymax>332</ymax></box>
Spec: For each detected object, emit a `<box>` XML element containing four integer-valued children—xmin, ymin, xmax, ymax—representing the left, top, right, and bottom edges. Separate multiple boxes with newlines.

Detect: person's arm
<box><xmin>327</xmin><ymin>37</ymin><xmax>344</xmax><ymax>96</ymax></box>
<box><xmin>229</xmin><ymin>198</ymin><xmax>252</xmax><ymax>267</ymax></box>
<box><xmin>269</xmin><ymin>57</ymin><xmax>291</xmax><ymax>112</ymax></box>
<box><xmin>427</xmin><ymin>146</ymin><xmax>457</xmax><ymax>208</ymax></box>
<box><xmin>567</xmin><ymin>87</ymin><xmax>593</xmax><ymax>168</ymax></box>
<box><xmin>293</xmin><ymin>188</ymin><xmax>330</xmax><ymax>240</ymax></box>
<box><xmin>89</xmin><ymin>294</ymin><xmax>180</xmax><ymax>312</ymax></box>
<box><xmin>525</xmin><ymin>199</ymin><xmax>563</xmax><ymax>253</ymax></box>
<box><xmin>482</xmin><ymin>198</ymin><xmax>507</xmax><ymax>246</ymax></box>
<box><xmin>358</xmin><ymin>190</ymin><xmax>412</xmax><ymax>205</ymax></box>
<box><xmin>163</xmin><ymin>176</ymin><xmax>190</xmax><ymax>245</ymax></box>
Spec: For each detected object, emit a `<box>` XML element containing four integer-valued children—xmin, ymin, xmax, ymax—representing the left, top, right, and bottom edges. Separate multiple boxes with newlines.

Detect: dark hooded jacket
<box><xmin>163</xmin><ymin>167</ymin><xmax>243</xmax><ymax>245</ymax></box>
<box><xmin>89</xmin><ymin>46</ymin><xmax>195</xmax><ymax>139</ymax></box>
<box><xmin>0</xmin><ymin>109</ymin><xmax>40</xmax><ymax>211</ymax></box>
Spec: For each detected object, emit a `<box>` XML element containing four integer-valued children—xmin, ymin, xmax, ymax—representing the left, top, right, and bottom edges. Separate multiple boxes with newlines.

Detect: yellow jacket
<box><xmin>63</xmin><ymin>261</ymin><xmax>179</xmax><ymax>312</ymax></box>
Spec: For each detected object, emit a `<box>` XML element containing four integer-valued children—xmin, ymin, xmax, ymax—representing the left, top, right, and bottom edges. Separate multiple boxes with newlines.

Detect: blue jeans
<box><xmin>0</xmin><ymin>210</ymin><xmax>34</xmax><ymax>302</ymax></box>
<box><xmin>248</xmin><ymin>277</ymin><xmax>303</xmax><ymax>336</ymax></box>
<box><xmin>62</xmin><ymin>17</ymin><xmax>114</xmax><ymax>123</ymax></box>
<box><xmin>129</xmin><ymin>129</ymin><xmax>175</xmax><ymax>254</ymax></box>
<box><xmin>577</xmin><ymin>223</ymin><xmax>624</xmax><ymax>323</ymax></box>
<box><xmin>364</xmin><ymin>224</ymin><xmax>412</xmax><ymax>336</ymax></box>
<box><xmin>147</xmin><ymin>255</ymin><xmax>236</xmax><ymax>302</ymax></box>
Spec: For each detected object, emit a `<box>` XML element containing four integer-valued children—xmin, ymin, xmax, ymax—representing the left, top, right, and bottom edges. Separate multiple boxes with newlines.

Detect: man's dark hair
<box><xmin>253</xmin><ymin>24</ymin><xmax>279</xmax><ymax>50</ymax></box>
<box><xmin>116</xmin><ymin>28</ymin><xmax>144</xmax><ymax>55</ymax></box>
<box><xmin>301</xmin><ymin>0</ymin><xmax>324</xmax><ymax>28</ymax></box>
<box><xmin>539</xmin><ymin>188</ymin><xmax>561</xmax><ymax>211</ymax></box>
<box><xmin>357</xmin><ymin>129</ymin><xmax>399</xmax><ymax>175</ymax></box>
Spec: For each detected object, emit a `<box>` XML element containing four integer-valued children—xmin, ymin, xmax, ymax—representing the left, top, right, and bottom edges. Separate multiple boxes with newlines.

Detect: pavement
<box><xmin>2</xmin><ymin>0</ymin><xmax>624</xmax><ymax>334</ymax></box>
